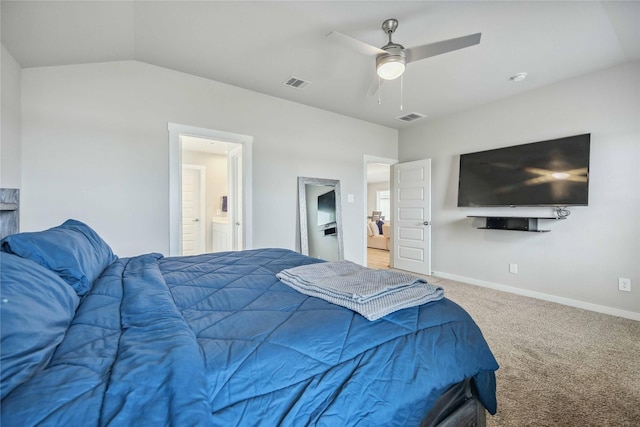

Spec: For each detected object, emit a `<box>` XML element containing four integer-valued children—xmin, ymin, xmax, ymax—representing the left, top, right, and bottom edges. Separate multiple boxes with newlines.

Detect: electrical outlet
<box><xmin>618</xmin><ymin>277</ymin><xmax>631</xmax><ymax>292</ymax></box>
<box><xmin>509</xmin><ymin>263</ymin><xmax>518</xmax><ymax>274</ymax></box>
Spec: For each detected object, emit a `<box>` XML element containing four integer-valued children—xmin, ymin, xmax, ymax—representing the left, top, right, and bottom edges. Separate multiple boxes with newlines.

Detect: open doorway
<box><xmin>168</xmin><ymin>123</ymin><xmax>253</xmax><ymax>256</ymax></box>
<box><xmin>181</xmin><ymin>136</ymin><xmax>240</xmax><ymax>255</ymax></box>
<box><xmin>364</xmin><ymin>156</ymin><xmax>396</xmax><ymax>269</ymax></box>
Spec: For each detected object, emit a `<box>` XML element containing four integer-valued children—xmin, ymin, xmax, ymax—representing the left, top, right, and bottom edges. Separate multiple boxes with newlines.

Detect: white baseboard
<box><xmin>432</xmin><ymin>271</ymin><xmax>640</xmax><ymax>322</ymax></box>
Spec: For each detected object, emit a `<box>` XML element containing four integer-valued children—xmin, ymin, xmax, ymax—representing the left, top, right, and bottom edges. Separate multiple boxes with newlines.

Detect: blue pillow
<box><xmin>376</xmin><ymin>220</ymin><xmax>384</xmax><ymax>234</ymax></box>
<box><xmin>0</xmin><ymin>252</ymin><xmax>80</xmax><ymax>399</ymax></box>
<box><xmin>0</xmin><ymin>219</ymin><xmax>117</xmax><ymax>295</ymax></box>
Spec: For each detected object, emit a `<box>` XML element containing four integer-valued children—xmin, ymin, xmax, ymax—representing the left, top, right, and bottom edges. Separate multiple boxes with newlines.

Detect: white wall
<box><xmin>399</xmin><ymin>61</ymin><xmax>640</xmax><ymax>318</ymax></box>
<box><xmin>1</xmin><ymin>45</ymin><xmax>21</xmax><ymax>189</ymax></box>
<box><xmin>20</xmin><ymin>61</ymin><xmax>398</xmax><ymax>261</ymax></box>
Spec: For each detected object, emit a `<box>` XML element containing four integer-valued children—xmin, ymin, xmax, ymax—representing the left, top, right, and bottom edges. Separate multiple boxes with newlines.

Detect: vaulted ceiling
<box><xmin>2</xmin><ymin>1</ymin><xmax>639</xmax><ymax>129</ymax></box>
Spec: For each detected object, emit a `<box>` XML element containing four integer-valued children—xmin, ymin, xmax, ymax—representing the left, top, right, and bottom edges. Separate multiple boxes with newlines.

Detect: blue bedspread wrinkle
<box><xmin>2</xmin><ymin>248</ymin><xmax>498</xmax><ymax>426</ymax></box>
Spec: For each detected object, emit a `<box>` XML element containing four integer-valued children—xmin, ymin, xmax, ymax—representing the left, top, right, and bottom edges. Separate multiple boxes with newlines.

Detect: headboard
<box><xmin>0</xmin><ymin>188</ymin><xmax>20</xmax><ymax>239</ymax></box>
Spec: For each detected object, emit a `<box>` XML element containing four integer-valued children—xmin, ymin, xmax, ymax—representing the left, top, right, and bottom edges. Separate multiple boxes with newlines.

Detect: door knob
<box><xmin>423</xmin><ymin>221</ymin><xmax>430</xmax><ymax>226</ymax></box>
<box><xmin>193</xmin><ymin>218</ymin><xmax>200</xmax><ymax>222</ymax></box>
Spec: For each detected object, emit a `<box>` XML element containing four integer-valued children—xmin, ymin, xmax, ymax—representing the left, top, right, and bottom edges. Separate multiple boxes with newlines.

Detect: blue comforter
<box><xmin>2</xmin><ymin>248</ymin><xmax>498</xmax><ymax>426</ymax></box>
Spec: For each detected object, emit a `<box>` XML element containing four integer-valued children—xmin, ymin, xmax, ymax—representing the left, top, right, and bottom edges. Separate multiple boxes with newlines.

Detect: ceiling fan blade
<box><xmin>327</xmin><ymin>31</ymin><xmax>386</xmax><ymax>56</ymax></box>
<box><xmin>366</xmin><ymin>74</ymin><xmax>383</xmax><ymax>97</ymax></box>
<box><xmin>405</xmin><ymin>32</ymin><xmax>481</xmax><ymax>63</ymax></box>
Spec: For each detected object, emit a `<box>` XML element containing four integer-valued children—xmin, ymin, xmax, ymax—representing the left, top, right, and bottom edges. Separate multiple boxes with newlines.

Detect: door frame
<box><xmin>228</xmin><ymin>145</ymin><xmax>243</xmax><ymax>251</ymax></box>
<box><xmin>168</xmin><ymin>123</ymin><xmax>253</xmax><ymax>256</ymax></box>
<box><xmin>363</xmin><ymin>155</ymin><xmax>398</xmax><ymax>266</ymax></box>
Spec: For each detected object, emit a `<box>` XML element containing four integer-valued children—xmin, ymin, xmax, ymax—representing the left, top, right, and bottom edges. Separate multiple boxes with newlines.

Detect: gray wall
<box><xmin>399</xmin><ymin>61</ymin><xmax>639</xmax><ymax>318</ymax></box>
<box><xmin>9</xmin><ymin>52</ymin><xmax>638</xmax><ymax>318</ymax></box>
<box><xmin>18</xmin><ymin>60</ymin><xmax>398</xmax><ymax>261</ymax></box>
<box><xmin>1</xmin><ymin>45</ymin><xmax>21</xmax><ymax>189</ymax></box>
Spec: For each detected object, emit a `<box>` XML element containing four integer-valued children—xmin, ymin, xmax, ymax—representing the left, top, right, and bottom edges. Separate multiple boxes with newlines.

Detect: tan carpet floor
<box><xmin>423</xmin><ymin>275</ymin><xmax>640</xmax><ymax>427</ymax></box>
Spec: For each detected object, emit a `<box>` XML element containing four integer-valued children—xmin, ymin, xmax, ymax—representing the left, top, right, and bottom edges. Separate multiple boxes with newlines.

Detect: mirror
<box><xmin>298</xmin><ymin>177</ymin><xmax>344</xmax><ymax>261</ymax></box>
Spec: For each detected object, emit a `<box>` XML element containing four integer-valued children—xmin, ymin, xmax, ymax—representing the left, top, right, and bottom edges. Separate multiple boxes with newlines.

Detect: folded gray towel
<box><xmin>277</xmin><ymin>261</ymin><xmax>444</xmax><ymax>321</ymax></box>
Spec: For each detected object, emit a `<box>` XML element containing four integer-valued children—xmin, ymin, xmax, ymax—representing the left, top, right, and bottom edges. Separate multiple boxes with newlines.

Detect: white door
<box><xmin>182</xmin><ymin>165</ymin><xmax>205</xmax><ymax>255</ymax></box>
<box><xmin>391</xmin><ymin>159</ymin><xmax>431</xmax><ymax>275</ymax></box>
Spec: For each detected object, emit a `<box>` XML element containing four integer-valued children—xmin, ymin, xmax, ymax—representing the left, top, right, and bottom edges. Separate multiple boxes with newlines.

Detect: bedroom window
<box><xmin>376</xmin><ymin>190</ymin><xmax>390</xmax><ymax>219</ymax></box>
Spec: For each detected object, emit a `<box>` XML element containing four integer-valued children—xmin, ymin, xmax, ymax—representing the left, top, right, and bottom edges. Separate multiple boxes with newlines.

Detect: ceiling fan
<box><xmin>328</xmin><ymin>19</ymin><xmax>481</xmax><ymax>83</ymax></box>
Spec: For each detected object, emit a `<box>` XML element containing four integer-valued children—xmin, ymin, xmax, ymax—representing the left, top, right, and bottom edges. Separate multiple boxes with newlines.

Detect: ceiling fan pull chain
<box><xmin>400</xmin><ymin>75</ymin><xmax>404</xmax><ymax>111</ymax></box>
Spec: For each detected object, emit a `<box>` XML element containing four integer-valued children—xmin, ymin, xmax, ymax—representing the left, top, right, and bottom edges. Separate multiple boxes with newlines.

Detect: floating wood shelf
<box><xmin>467</xmin><ymin>216</ymin><xmax>565</xmax><ymax>232</ymax></box>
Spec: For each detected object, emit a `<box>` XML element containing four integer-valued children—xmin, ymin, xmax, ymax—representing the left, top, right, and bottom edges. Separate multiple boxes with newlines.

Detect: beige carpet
<box><xmin>424</xmin><ymin>275</ymin><xmax>640</xmax><ymax>427</ymax></box>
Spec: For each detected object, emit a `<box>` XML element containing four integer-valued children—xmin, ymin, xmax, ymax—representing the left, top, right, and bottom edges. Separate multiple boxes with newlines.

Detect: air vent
<box><xmin>396</xmin><ymin>112</ymin><xmax>426</xmax><ymax>123</ymax></box>
<box><xmin>282</xmin><ymin>76</ymin><xmax>312</xmax><ymax>90</ymax></box>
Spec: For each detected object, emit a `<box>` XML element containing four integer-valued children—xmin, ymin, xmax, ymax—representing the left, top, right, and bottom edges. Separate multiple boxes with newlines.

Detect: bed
<box><xmin>0</xmin><ymin>219</ymin><xmax>498</xmax><ymax>426</ymax></box>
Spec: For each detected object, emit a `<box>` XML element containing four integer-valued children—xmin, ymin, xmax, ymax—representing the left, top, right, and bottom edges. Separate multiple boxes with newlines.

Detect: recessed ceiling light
<box><xmin>509</xmin><ymin>72</ymin><xmax>527</xmax><ymax>82</ymax></box>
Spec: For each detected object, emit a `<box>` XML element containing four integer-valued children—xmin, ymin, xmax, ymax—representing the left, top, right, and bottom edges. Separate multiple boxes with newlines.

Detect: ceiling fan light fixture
<box><xmin>376</xmin><ymin>54</ymin><xmax>406</xmax><ymax>80</ymax></box>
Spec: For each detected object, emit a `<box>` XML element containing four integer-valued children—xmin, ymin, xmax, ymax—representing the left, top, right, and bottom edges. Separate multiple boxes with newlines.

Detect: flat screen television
<box><xmin>457</xmin><ymin>133</ymin><xmax>590</xmax><ymax>207</ymax></box>
<box><xmin>317</xmin><ymin>190</ymin><xmax>336</xmax><ymax>226</ymax></box>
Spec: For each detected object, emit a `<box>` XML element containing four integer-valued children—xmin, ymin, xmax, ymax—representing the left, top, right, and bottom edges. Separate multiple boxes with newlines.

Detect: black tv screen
<box><xmin>317</xmin><ymin>190</ymin><xmax>337</xmax><ymax>226</ymax></box>
<box><xmin>457</xmin><ymin>134</ymin><xmax>590</xmax><ymax>207</ymax></box>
